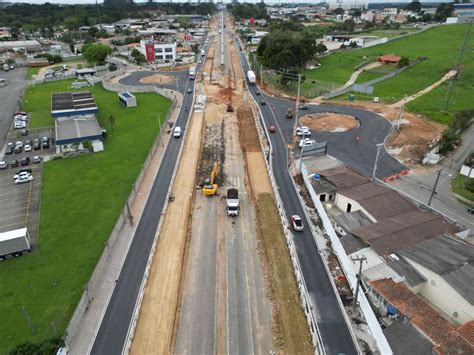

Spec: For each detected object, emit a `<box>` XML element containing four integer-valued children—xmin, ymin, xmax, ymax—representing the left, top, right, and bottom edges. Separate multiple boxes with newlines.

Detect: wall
<box><xmin>460</xmin><ymin>164</ymin><xmax>474</xmax><ymax>178</ymax></box>
<box><xmin>335</xmin><ymin>193</ymin><xmax>377</xmax><ymax>222</ymax></box>
<box><xmin>405</xmin><ymin>257</ymin><xmax>474</xmax><ymax>325</ymax></box>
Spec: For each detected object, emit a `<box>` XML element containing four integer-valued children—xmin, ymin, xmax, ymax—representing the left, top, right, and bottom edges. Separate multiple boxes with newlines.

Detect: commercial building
<box><xmin>55</xmin><ymin>115</ymin><xmax>104</xmax><ymax>153</ymax></box>
<box><xmin>140</xmin><ymin>40</ymin><xmax>176</xmax><ymax>63</ymax></box>
<box><xmin>51</xmin><ymin>92</ymin><xmax>98</xmax><ymax>118</ymax></box>
<box><xmin>0</xmin><ymin>40</ymin><xmax>42</xmax><ymax>53</ymax></box>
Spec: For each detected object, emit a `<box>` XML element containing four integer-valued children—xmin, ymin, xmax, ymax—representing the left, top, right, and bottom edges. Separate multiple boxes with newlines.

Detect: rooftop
<box><xmin>350</xmin><ymin>210</ymin><xmax>456</xmax><ymax>255</ymax></box>
<box><xmin>51</xmin><ymin>92</ymin><xmax>97</xmax><ymax>116</ymax></box>
<box><xmin>400</xmin><ymin>235</ymin><xmax>474</xmax><ymax>304</ymax></box>
<box><xmin>55</xmin><ymin>114</ymin><xmax>102</xmax><ymax>144</ymax></box>
<box><xmin>370</xmin><ymin>278</ymin><xmax>474</xmax><ymax>354</ymax></box>
<box><xmin>383</xmin><ymin>318</ymin><xmax>433</xmax><ymax>355</ymax></box>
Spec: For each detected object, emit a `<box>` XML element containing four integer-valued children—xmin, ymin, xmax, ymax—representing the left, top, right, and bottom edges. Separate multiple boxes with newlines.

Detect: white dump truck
<box><xmin>189</xmin><ymin>66</ymin><xmax>196</xmax><ymax>80</ymax></box>
<box><xmin>247</xmin><ymin>70</ymin><xmax>256</xmax><ymax>84</ymax></box>
<box><xmin>226</xmin><ymin>188</ymin><xmax>240</xmax><ymax>217</ymax></box>
<box><xmin>0</xmin><ymin>228</ymin><xmax>31</xmax><ymax>260</ymax></box>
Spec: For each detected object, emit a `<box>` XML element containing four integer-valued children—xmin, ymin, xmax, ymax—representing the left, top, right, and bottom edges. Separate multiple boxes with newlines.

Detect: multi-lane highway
<box><xmin>237</xmin><ymin>38</ymin><xmax>359</xmax><ymax>354</ymax></box>
<box><xmin>90</xmin><ymin>47</ymin><xmax>207</xmax><ymax>354</ymax></box>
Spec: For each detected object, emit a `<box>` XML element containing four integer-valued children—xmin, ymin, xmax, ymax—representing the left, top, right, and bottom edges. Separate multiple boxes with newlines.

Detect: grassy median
<box><xmin>0</xmin><ymin>79</ymin><xmax>171</xmax><ymax>352</ymax></box>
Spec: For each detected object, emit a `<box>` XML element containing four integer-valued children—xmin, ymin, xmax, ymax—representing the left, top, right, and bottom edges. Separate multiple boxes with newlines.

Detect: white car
<box><xmin>14</xmin><ymin>120</ymin><xmax>27</xmax><ymax>129</ymax></box>
<box><xmin>296</xmin><ymin>126</ymin><xmax>311</xmax><ymax>136</ymax></box>
<box><xmin>15</xmin><ymin>175</ymin><xmax>33</xmax><ymax>184</ymax></box>
<box><xmin>15</xmin><ymin>141</ymin><xmax>23</xmax><ymax>148</ymax></box>
<box><xmin>14</xmin><ymin>171</ymin><xmax>31</xmax><ymax>179</ymax></box>
<box><xmin>24</xmin><ymin>144</ymin><xmax>32</xmax><ymax>152</ymax></box>
<box><xmin>173</xmin><ymin>126</ymin><xmax>182</xmax><ymax>138</ymax></box>
<box><xmin>291</xmin><ymin>215</ymin><xmax>304</xmax><ymax>232</ymax></box>
<box><xmin>299</xmin><ymin>138</ymin><xmax>315</xmax><ymax>148</ymax></box>
<box><xmin>14</xmin><ymin>114</ymin><xmax>28</xmax><ymax>121</ymax></box>
<box><xmin>0</xmin><ymin>160</ymin><xmax>7</xmax><ymax>169</ymax></box>
<box><xmin>373</xmin><ymin>97</ymin><xmax>380</xmax><ymax>103</ymax></box>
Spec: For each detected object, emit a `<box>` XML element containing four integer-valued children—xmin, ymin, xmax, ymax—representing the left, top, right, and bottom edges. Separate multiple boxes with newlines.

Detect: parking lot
<box><xmin>0</xmin><ymin>164</ymin><xmax>42</xmax><ymax>247</ymax></box>
<box><xmin>0</xmin><ymin>127</ymin><xmax>54</xmax><ymax>248</ymax></box>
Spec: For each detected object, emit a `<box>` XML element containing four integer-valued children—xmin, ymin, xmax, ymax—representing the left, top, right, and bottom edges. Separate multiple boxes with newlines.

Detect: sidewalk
<box><xmin>67</xmin><ymin>92</ymin><xmax>183</xmax><ymax>354</ymax></box>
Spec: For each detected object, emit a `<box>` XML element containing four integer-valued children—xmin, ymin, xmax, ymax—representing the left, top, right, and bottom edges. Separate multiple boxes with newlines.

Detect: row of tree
<box><xmin>228</xmin><ymin>3</ymin><xmax>269</xmax><ymax>21</ymax></box>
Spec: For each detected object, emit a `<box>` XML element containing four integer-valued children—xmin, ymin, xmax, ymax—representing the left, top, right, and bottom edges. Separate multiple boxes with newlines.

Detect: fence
<box><xmin>300</xmin><ymin>165</ymin><xmax>393</xmax><ymax>354</ymax></box>
<box><xmin>64</xmin><ymin>91</ymin><xmax>177</xmax><ymax>350</ymax></box>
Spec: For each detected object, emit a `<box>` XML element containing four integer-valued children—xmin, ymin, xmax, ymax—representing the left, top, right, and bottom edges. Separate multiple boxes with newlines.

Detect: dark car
<box><xmin>42</xmin><ymin>136</ymin><xmax>50</xmax><ymax>144</ymax></box>
<box><xmin>13</xmin><ymin>146</ymin><xmax>22</xmax><ymax>154</ymax></box>
<box><xmin>468</xmin><ymin>207</ymin><xmax>474</xmax><ymax>214</ymax></box>
<box><xmin>5</xmin><ymin>145</ymin><xmax>13</xmax><ymax>155</ymax></box>
<box><xmin>24</xmin><ymin>139</ymin><xmax>32</xmax><ymax>147</ymax></box>
<box><xmin>21</xmin><ymin>129</ymin><xmax>28</xmax><ymax>136</ymax></box>
<box><xmin>260</xmin><ymin>99</ymin><xmax>266</xmax><ymax>106</ymax></box>
<box><xmin>10</xmin><ymin>159</ymin><xmax>19</xmax><ymax>168</ymax></box>
<box><xmin>20</xmin><ymin>157</ymin><xmax>31</xmax><ymax>166</ymax></box>
<box><xmin>33</xmin><ymin>139</ymin><xmax>41</xmax><ymax>150</ymax></box>
<box><xmin>300</xmin><ymin>104</ymin><xmax>309</xmax><ymax>110</ymax></box>
<box><xmin>15</xmin><ymin>167</ymin><xmax>32</xmax><ymax>175</ymax></box>
<box><xmin>255</xmin><ymin>90</ymin><xmax>260</xmax><ymax>95</ymax></box>
<box><xmin>33</xmin><ymin>155</ymin><xmax>42</xmax><ymax>164</ymax></box>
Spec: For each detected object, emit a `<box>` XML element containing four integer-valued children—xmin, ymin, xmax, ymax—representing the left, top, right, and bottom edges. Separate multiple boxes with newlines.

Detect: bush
<box><xmin>438</xmin><ymin>127</ymin><xmax>458</xmax><ymax>155</ymax></box>
<box><xmin>466</xmin><ymin>177</ymin><xmax>474</xmax><ymax>193</ymax></box>
<box><xmin>10</xmin><ymin>336</ymin><xmax>63</xmax><ymax>355</ymax></box>
<box><xmin>109</xmin><ymin>63</ymin><xmax>117</xmax><ymax>72</ymax></box>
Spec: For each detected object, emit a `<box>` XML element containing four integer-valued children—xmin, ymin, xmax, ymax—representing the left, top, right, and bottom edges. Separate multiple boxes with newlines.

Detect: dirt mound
<box><xmin>139</xmin><ymin>74</ymin><xmax>174</xmax><ymax>84</ymax></box>
<box><xmin>237</xmin><ymin>106</ymin><xmax>260</xmax><ymax>152</ymax></box>
<box><xmin>300</xmin><ymin>113</ymin><xmax>359</xmax><ymax>132</ymax></box>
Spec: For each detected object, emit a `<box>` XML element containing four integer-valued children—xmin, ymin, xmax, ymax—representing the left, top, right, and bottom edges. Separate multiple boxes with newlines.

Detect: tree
<box><xmin>334</xmin><ymin>7</ymin><xmax>344</xmax><ymax>15</ymax></box>
<box><xmin>434</xmin><ymin>3</ymin><xmax>454</xmax><ymax>22</ymax></box>
<box><xmin>83</xmin><ymin>44</ymin><xmax>112</xmax><ymax>65</ymax></box>
<box><xmin>131</xmin><ymin>48</ymin><xmax>146</xmax><ymax>64</ymax></box>
<box><xmin>398</xmin><ymin>56</ymin><xmax>410</xmax><ymax>68</ymax></box>
<box><xmin>109</xmin><ymin>63</ymin><xmax>117</xmax><ymax>72</ymax></box>
<box><xmin>438</xmin><ymin>127</ymin><xmax>458</xmax><ymax>154</ymax></box>
<box><xmin>405</xmin><ymin>1</ymin><xmax>422</xmax><ymax>13</ymax></box>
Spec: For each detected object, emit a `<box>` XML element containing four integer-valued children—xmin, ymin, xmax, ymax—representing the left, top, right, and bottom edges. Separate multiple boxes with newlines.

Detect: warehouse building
<box><xmin>55</xmin><ymin>115</ymin><xmax>104</xmax><ymax>153</ymax></box>
<box><xmin>51</xmin><ymin>92</ymin><xmax>98</xmax><ymax>118</ymax></box>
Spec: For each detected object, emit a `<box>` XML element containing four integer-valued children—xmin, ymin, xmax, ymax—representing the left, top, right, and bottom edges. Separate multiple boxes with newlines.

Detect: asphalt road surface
<box><xmin>119</xmin><ymin>69</ymin><xmax>189</xmax><ymax>93</ymax></box>
<box><xmin>0</xmin><ymin>67</ymin><xmax>28</xmax><ymax>150</ymax></box>
<box><xmin>237</xmin><ymin>43</ymin><xmax>358</xmax><ymax>354</ymax></box>
<box><xmin>263</xmin><ymin>96</ymin><xmax>405</xmax><ymax>179</ymax></box>
<box><xmin>91</xmin><ymin>54</ymin><xmax>206</xmax><ymax>354</ymax></box>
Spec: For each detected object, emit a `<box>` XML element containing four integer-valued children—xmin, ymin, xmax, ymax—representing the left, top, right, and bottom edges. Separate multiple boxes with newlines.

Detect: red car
<box><xmin>269</xmin><ymin>125</ymin><xmax>276</xmax><ymax>133</ymax></box>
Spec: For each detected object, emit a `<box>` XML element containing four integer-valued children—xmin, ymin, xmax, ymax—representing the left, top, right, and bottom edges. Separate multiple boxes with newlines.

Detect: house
<box><xmin>55</xmin><ymin>115</ymin><xmax>104</xmax><ymax>153</ymax></box>
<box><xmin>378</xmin><ymin>54</ymin><xmax>401</xmax><ymax>65</ymax></box>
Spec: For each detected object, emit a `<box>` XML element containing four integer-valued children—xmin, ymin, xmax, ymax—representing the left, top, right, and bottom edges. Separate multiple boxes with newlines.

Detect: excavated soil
<box><xmin>300</xmin><ymin>112</ymin><xmax>359</xmax><ymax>132</ymax></box>
<box><xmin>139</xmin><ymin>74</ymin><xmax>174</xmax><ymax>84</ymax></box>
<box><xmin>237</xmin><ymin>106</ymin><xmax>261</xmax><ymax>152</ymax></box>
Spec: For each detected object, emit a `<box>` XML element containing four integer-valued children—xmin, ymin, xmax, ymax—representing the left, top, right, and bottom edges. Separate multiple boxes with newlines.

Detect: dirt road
<box><xmin>130</xmin><ymin>111</ymin><xmax>204</xmax><ymax>354</ymax></box>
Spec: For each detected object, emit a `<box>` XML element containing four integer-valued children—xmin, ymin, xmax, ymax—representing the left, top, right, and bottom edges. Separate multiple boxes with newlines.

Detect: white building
<box><xmin>327</xmin><ymin>1</ymin><xmax>368</xmax><ymax>10</ymax></box>
<box><xmin>140</xmin><ymin>40</ymin><xmax>177</xmax><ymax>62</ymax></box>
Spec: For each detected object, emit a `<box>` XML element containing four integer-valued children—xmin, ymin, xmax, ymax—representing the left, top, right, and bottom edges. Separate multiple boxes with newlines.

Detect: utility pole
<box><xmin>351</xmin><ymin>255</ymin><xmax>367</xmax><ymax>311</ymax></box>
<box><xmin>299</xmin><ymin>132</ymin><xmax>306</xmax><ymax>173</ymax></box>
<box><xmin>428</xmin><ymin>169</ymin><xmax>442</xmax><ymax>206</ymax></box>
<box><xmin>295</xmin><ymin>74</ymin><xmax>301</xmax><ymax>120</ymax></box>
<box><xmin>175</xmin><ymin>77</ymin><xmax>179</xmax><ymax>91</ymax></box>
<box><xmin>371</xmin><ymin>143</ymin><xmax>384</xmax><ymax>182</ymax></box>
<box><xmin>396</xmin><ymin>94</ymin><xmax>407</xmax><ymax>130</ymax></box>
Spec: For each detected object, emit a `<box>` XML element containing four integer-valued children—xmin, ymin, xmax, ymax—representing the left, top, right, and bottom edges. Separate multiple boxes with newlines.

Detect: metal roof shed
<box><xmin>55</xmin><ymin>115</ymin><xmax>103</xmax><ymax>145</ymax></box>
<box><xmin>51</xmin><ymin>92</ymin><xmax>98</xmax><ymax>118</ymax></box>
<box><xmin>118</xmin><ymin>92</ymin><xmax>137</xmax><ymax>108</ymax></box>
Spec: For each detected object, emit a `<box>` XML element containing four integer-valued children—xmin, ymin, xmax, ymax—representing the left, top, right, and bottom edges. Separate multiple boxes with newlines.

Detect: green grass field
<box><xmin>354</xmin><ymin>70</ymin><xmax>385</xmax><ymax>84</ymax></box>
<box><xmin>362</xmin><ymin>27</ymin><xmax>421</xmax><ymax>38</ymax></box>
<box><xmin>452</xmin><ymin>175</ymin><xmax>474</xmax><ymax>202</ymax></box>
<box><xmin>305</xmin><ymin>25</ymin><xmax>474</xmax><ymax>123</ymax></box>
<box><xmin>0</xmin><ymin>80</ymin><xmax>171</xmax><ymax>352</ymax></box>
<box><xmin>26</xmin><ymin>67</ymin><xmax>41</xmax><ymax>80</ymax></box>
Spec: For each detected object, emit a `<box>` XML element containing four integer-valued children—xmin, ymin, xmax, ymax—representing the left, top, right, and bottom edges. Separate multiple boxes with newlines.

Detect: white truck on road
<box><xmin>3</xmin><ymin>63</ymin><xmax>9</xmax><ymax>71</ymax></box>
<box><xmin>226</xmin><ymin>188</ymin><xmax>240</xmax><ymax>216</ymax></box>
<box><xmin>0</xmin><ymin>228</ymin><xmax>31</xmax><ymax>260</ymax></box>
<box><xmin>247</xmin><ymin>70</ymin><xmax>256</xmax><ymax>84</ymax></box>
<box><xmin>189</xmin><ymin>66</ymin><xmax>196</xmax><ymax>80</ymax></box>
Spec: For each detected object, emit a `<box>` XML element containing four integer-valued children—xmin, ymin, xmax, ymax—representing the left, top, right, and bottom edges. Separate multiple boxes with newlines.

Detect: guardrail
<box><xmin>300</xmin><ymin>165</ymin><xmax>393</xmax><ymax>355</ymax></box>
<box><xmin>64</xmin><ymin>90</ymin><xmax>177</xmax><ymax>352</ymax></box>
<box><xmin>235</xmin><ymin>40</ymin><xmax>326</xmax><ymax>354</ymax></box>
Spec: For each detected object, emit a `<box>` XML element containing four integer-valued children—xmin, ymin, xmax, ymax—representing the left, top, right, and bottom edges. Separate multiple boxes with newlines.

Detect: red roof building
<box><xmin>377</xmin><ymin>54</ymin><xmax>401</xmax><ymax>64</ymax></box>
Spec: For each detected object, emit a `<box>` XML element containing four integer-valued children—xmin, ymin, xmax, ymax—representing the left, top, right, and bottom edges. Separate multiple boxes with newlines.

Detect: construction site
<box><xmin>129</xmin><ymin>12</ymin><xmax>313</xmax><ymax>355</ymax></box>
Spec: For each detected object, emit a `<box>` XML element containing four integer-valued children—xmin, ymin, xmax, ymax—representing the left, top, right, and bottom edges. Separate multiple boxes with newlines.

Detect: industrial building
<box><xmin>51</xmin><ymin>92</ymin><xmax>98</xmax><ymax>118</ymax></box>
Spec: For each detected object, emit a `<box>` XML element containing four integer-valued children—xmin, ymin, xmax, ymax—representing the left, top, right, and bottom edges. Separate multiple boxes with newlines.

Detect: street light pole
<box><xmin>299</xmin><ymin>132</ymin><xmax>306</xmax><ymax>173</ymax></box>
<box><xmin>371</xmin><ymin>143</ymin><xmax>384</xmax><ymax>182</ymax></box>
<box><xmin>295</xmin><ymin>74</ymin><xmax>301</xmax><ymax>121</ymax></box>
<box><xmin>158</xmin><ymin>112</ymin><xmax>163</xmax><ymax>147</ymax></box>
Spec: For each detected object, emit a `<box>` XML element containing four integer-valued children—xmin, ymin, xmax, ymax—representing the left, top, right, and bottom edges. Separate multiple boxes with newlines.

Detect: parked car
<box><xmin>14</xmin><ymin>168</ymin><xmax>32</xmax><ymax>176</ymax></box>
<box><xmin>299</xmin><ymin>138</ymin><xmax>316</xmax><ymax>148</ymax></box>
<box><xmin>10</xmin><ymin>159</ymin><xmax>19</xmax><ymax>168</ymax></box>
<box><xmin>14</xmin><ymin>120</ymin><xmax>26</xmax><ymax>129</ymax></box>
<box><xmin>13</xmin><ymin>146</ymin><xmax>22</xmax><ymax>154</ymax></box>
<box><xmin>291</xmin><ymin>215</ymin><xmax>304</xmax><ymax>232</ymax></box>
<box><xmin>33</xmin><ymin>139</ymin><xmax>41</xmax><ymax>150</ymax></box>
<box><xmin>0</xmin><ymin>160</ymin><xmax>7</xmax><ymax>169</ymax></box>
<box><xmin>33</xmin><ymin>155</ymin><xmax>42</xmax><ymax>164</ymax></box>
<box><xmin>24</xmin><ymin>144</ymin><xmax>32</xmax><ymax>152</ymax></box>
<box><xmin>15</xmin><ymin>114</ymin><xmax>28</xmax><ymax>121</ymax></box>
<box><xmin>15</xmin><ymin>175</ymin><xmax>33</xmax><ymax>185</ymax></box>
<box><xmin>373</xmin><ymin>97</ymin><xmax>380</xmax><ymax>103</ymax></box>
<box><xmin>42</xmin><ymin>136</ymin><xmax>50</xmax><ymax>144</ymax></box>
<box><xmin>25</xmin><ymin>139</ymin><xmax>32</xmax><ymax>146</ymax></box>
<box><xmin>42</xmin><ymin>137</ymin><xmax>50</xmax><ymax>149</ymax></box>
<box><xmin>296</xmin><ymin>126</ymin><xmax>311</xmax><ymax>136</ymax></box>
<box><xmin>14</xmin><ymin>171</ymin><xmax>31</xmax><ymax>180</ymax></box>
<box><xmin>15</xmin><ymin>141</ymin><xmax>23</xmax><ymax>148</ymax></box>
<box><xmin>20</xmin><ymin>157</ymin><xmax>31</xmax><ymax>166</ymax></box>
<box><xmin>5</xmin><ymin>145</ymin><xmax>13</xmax><ymax>155</ymax></box>
<box><xmin>21</xmin><ymin>129</ymin><xmax>28</xmax><ymax>136</ymax></box>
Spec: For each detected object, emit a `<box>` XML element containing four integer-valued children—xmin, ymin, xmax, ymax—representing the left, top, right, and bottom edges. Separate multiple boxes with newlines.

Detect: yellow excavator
<box><xmin>202</xmin><ymin>162</ymin><xmax>219</xmax><ymax>196</ymax></box>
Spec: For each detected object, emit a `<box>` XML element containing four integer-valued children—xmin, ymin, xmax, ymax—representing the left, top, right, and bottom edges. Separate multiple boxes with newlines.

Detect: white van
<box><xmin>173</xmin><ymin>126</ymin><xmax>182</xmax><ymax>138</ymax></box>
